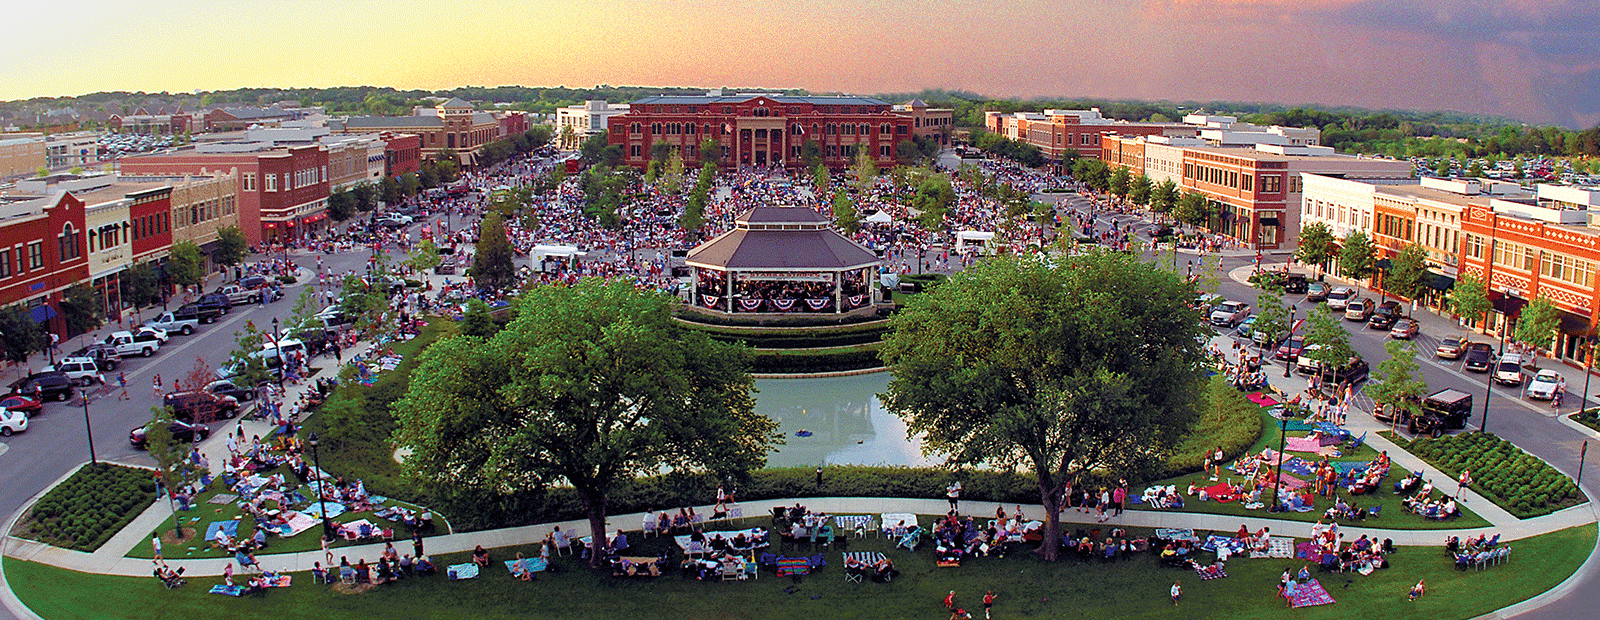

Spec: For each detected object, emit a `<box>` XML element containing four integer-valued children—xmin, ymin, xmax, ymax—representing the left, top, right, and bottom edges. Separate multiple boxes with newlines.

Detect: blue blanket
<box><xmin>209</xmin><ymin>584</ymin><xmax>244</xmax><ymax>596</ymax></box>
<box><xmin>205</xmin><ymin>520</ymin><xmax>239</xmax><ymax>542</ymax></box>
<box><xmin>301</xmin><ymin>502</ymin><xmax>347</xmax><ymax>519</ymax></box>
<box><xmin>1201</xmin><ymin>535</ymin><xmax>1247</xmax><ymax>555</ymax></box>
<box><xmin>1281</xmin><ymin>457</ymin><xmax>1315</xmax><ymax>476</ymax></box>
<box><xmin>504</xmin><ymin>557</ymin><xmax>548</xmax><ymax>575</ymax></box>
<box><xmin>1332</xmin><ymin>461</ymin><xmax>1372</xmax><ymax>474</ymax></box>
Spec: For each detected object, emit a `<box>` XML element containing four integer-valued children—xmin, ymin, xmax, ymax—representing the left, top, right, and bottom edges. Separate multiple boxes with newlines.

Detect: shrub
<box><xmin>1159</xmin><ymin>376</ymin><xmax>1263</xmax><ymax>479</ymax></box>
<box><xmin>20</xmin><ymin>463</ymin><xmax>156</xmax><ymax>552</ymax></box>
<box><xmin>1400</xmin><ymin>431</ymin><xmax>1582</xmax><ymax>519</ymax></box>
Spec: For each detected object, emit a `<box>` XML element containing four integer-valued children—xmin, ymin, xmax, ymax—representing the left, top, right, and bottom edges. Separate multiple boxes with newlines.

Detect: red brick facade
<box><xmin>1461</xmin><ymin>207</ymin><xmax>1600</xmax><ymax>362</ymax></box>
<box><xmin>381</xmin><ymin>133</ymin><xmax>422</xmax><ymax>177</ymax></box>
<box><xmin>0</xmin><ymin>193</ymin><xmax>89</xmax><ymax>337</ymax></box>
<box><xmin>120</xmin><ymin>145</ymin><xmax>330</xmax><ymax>245</ymax></box>
<box><xmin>607</xmin><ymin>95</ymin><xmax>914</xmax><ymax>170</ymax></box>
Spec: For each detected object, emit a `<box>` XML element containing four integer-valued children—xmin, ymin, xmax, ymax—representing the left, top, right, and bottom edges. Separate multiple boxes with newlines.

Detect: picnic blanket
<box><xmin>263</xmin><ymin>574</ymin><xmax>291</xmax><ymax>587</ymax></box>
<box><xmin>269</xmin><ymin>512</ymin><xmax>318</xmax><ymax>537</ymax></box>
<box><xmin>1260</xmin><ymin>471</ymin><xmax>1309</xmax><ymax>490</ymax></box>
<box><xmin>1284</xmin><ymin>436</ymin><xmax>1325</xmax><ymax>452</ymax></box>
<box><xmin>447</xmin><ymin>563</ymin><xmax>479</xmax><ymax>580</ymax></box>
<box><xmin>776</xmin><ymin>556</ymin><xmax>810</xmax><ymax>577</ymax></box>
<box><xmin>1155</xmin><ymin>528</ymin><xmax>1199</xmax><ymax>542</ymax></box>
<box><xmin>208</xmin><ymin>585</ymin><xmax>245</xmax><ymax>596</ymax></box>
<box><xmin>205</xmin><ymin>520</ymin><xmax>239</xmax><ymax>542</ymax></box>
<box><xmin>1201</xmin><ymin>535</ymin><xmax>1247</xmax><ymax>556</ymax></box>
<box><xmin>338</xmin><ymin>519</ymin><xmax>376</xmax><ymax>538</ymax></box>
<box><xmin>1246</xmin><ymin>392</ymin><xmax>1279</xmax><ymax>406</ymax></box>
<box><xmin>1289</xmin><ymin>579</ymin><xmax>1336</xmax><ymax>608</ymax></box>
<box><xmin>1332</xmin><ymin>461</ymin><xmax>1373</xmax><ymax>474</ymax></box>
<box><xmin>834</xmin><ymin>515</ymin><xmax>873</xmax><ymax>531</ymax></box>
<box><xmin>1280</xmin><ymin>457</ymin><xmax>1314</xmax><ymax>476</ymax></box>
<box><xmin>672</xmin><ymin>528</ymin><xmax>767</xmax><ymax>551</ymax></box>
<box><xmin>880</xmin><ymin>513</ymin><xmax>917</xmax><ymax>534</ymax></box>
<box><xmin>300</xmin><ymin>501</ymin><xmax>346</xmax><ymax>520</ymax></box>
<box><xmin>1195</xmin><ymin>563</ymin><xmax>1229</xmax><ymax>580</ymax></box>
<box><xmin>1201</xmin><ymin>483</ymin><xmax>1238</xmax><ymax>502</ymax></box>
<box><xmin>842</xmin><ymin>551</ymin><xmax>885</xmax><ymax>566</ymax></box>
<box><xmin>1251</xmin><ymin>537</ymin><xmax>1295</xmax><ymax>559</ymax></box>
<box><xmin>503</xmin><ymin>557</ymin><xmax>548</xmax><ymax>575</ymax></box>
<box><xmin>207</xmin><ymin>493</ymin><xmax>238</xmax><ymax>505</ymax></box>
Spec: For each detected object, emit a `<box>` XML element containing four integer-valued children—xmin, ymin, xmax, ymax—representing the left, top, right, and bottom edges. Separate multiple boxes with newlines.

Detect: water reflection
<box><xmin>755</xmin><ymin>373</ymin><xmax>935</xmax><ymax>468</ymax></box>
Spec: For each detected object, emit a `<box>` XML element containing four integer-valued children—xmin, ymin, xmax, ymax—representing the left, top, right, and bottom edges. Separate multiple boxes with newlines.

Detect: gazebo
<box><xmin>687</xmin><ymin>205</ymin><xmax>880</xmax><ymax>314</ymax></box>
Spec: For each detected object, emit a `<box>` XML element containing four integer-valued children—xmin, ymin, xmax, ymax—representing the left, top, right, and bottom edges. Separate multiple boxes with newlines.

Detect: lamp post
<box><xmin>271</xmin><ymin>317</ymin><xmax>283</xmax><ymax>389</ymax></box>
<box><xmin>1284</xmin><ymin>305</ymin><xmax>1298</xmax><ymax>378</ymax></box>
<box><xmin>1582</xmin><ymin>334</ymin><xmax>1595</xmax><ymax>418</ymax></box>
<box><xmin>309</xmin><ymin>432</ymin><xmax>334</xmax><ymax>541</ymax></box>
<box><xmin>1270</xmin><ymin>415</ymin><xmax>1287</xmax><ymax>510</ymax></box>
<box><xmin>81</xmin><ymin>389</ymin><xmax>97</xmax><ymax>465</ymax></box>
<box><xmin>1481</xmin><ymin>297</ymin><xmax>1511</xmax><ymax>435</ymax></box>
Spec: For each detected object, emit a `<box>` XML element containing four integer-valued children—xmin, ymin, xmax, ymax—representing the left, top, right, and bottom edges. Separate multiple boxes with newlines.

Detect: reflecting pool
<box><xmin>754</xmin><ymin>372</ymin><xmax>936</xmax><ymax>468</ymax></box>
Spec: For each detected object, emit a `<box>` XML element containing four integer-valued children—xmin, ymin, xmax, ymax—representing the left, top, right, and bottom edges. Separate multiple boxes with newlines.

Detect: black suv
<box><xmin>1317</xmin><ymin>357</ymin><xmax>1371</xmax><ymax>386</ymax></box>
<box><xmin>162</xmin><ymin>391</ymin><xmax>240</xmax><ymax>422</ymax></box>
<box><xmin>9</xmin><ymin>371</ymin><xmax>75</xmax><ymax>402</ymax></box>
<box><xmin>69</xmin><ymin>344</ymin><xmax>122</xmax><ymax>371</ymax></box>
<box><xmin>1463</xmin><ymin>343</ymin><xmax>1495</xmax><ymax>372</ymax></box>
<box><xmin>189</xmin><ymin>293</ymin><xmax>232</xmax><ymax>316</ymax></box>
<box><xmin>130</xmin><ymin>420</ymin><xmax>210</xmax><ymax>449</ymax></box>
<box><xmin>1367</xmin><ymin>300</ymin><xmax>1403</xmax><ymax>329</ymax></box>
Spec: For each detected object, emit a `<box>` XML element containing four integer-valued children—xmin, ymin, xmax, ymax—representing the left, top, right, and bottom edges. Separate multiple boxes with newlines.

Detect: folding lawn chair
<box><xmin>744</xmin><ymin>558</ymin><xmax>759</xmax><ymax>581</ymax></box>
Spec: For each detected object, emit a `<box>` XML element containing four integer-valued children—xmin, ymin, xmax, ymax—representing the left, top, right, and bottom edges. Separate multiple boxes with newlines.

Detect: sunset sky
<box><xmin>8</xmin><ymin>0</ymin><xmax>1598</xmax><ymax>128</ymax></box>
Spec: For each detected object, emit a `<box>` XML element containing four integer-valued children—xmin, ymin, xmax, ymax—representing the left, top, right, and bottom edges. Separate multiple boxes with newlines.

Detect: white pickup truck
<box><xmin>103</xmin><ymin>331</ymin><xmax>159</xmax><ymax>358</ymax></box>
<box><xmin>215</xmin><ymin>284</ymin><xmax>264</xmax><ymax>306</ymax></box>
<box><xmin>144</xmin><ymin>311</ymin><xmax>199</xmax><ymax>336</ymax></box>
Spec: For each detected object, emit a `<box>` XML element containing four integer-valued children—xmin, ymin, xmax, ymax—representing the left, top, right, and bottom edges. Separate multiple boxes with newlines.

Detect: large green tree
<box><xmin>146</xmin><ymin>404</ymin><xmax>205</xmax><ymax>538</ymax></box>
<box><xmin>1108</xmin><ymin>166</ymin><xmax>1131</xmax><ymax>199</ymax></box>
<box><xmin>214</xmin><ymin>226</ymin><xmax>248</xmax><ymax>266</ymax></box>
<box><xmin>1129</xmin><ymin>173</ymin><xmax>1153</xmax><ymax>208</ymax></box>
<box><xmin>1449</xmin><ymin>271</ymin><xmax>1493</xmax><ymax>327</ymax></box>
<box><xmin>167</xmin><ymin>241</ymin><xmax>206</xmax><ymax>290</ymax></box>
<box><xmin>471</xmin><ymin>212</ymin><xmax>517</xmax><ymax>291</ymax></box>
<box><xmin>1253</xmin><ymin>291</ymin><xmax>1290</xmax><ymax>349</ymax></box>
<box><xmin>60</xmin><ymin>284</ymin><xmax>103</xmax><ymax>337</ymax></box>
<box><xmin>0</xmin><ymin>305</ymin><xmax>47</xmax><ymax>364</ymax></box>
<box><xmin>852</xmin><ymin>146</ymin><xmax>878</xmax><ymax>193</ymax></box>
<box><xmin>832</xmin><ymin>189</ymin><xmax>860</xmax><ymax>234</ymax></box>
<box><xmin>1386</xmin><ymin>243</ymin><xmax>1430</xmax><ymax>301</ymax></box>
<box><xmin>880</xmin><ymin>251</ymin><xmax>1207</xmax><ymax>561</ymax></box>
<box><xmin>394</xmin><ymin>280</ymin><xmax>778</xmax><ymax>567</ymax></box>
<box><xmin>1515</xmin><ymin>296</ymin><xmax>1561</xmax><ymax>355</ymax></box>
<box><xmin>1296</xmin><ymin>222</ymin><xmax>1337</xmax><ymax>274</ymax></box>
<box><xmin>661</xmin><ymin>148</ymin><xmax>686</xmax><ymax>195</ymax></box>
<box><xmin>1338</xmin><ymin>230</ymin><xmax>1377</xmax><ymax>282</ymax></box>
<box><xmin>1368</xmin><ymin>340</ymin><xmax>1429</xmax><ymax>428</ymax></box>
<box><xmin>1174</xmin><ymin>191</ymin><xmax>1210</xmax><ymax>229</ymax></box>
<box><xmin>1071</xmin><ymin>158</ymin><xmax>1110</xmax><ymax>193</ymax></box>
<box><xmin>1150</xmin><ymin>179</ymin><xmax>1178</xmax><ymax>219</ymax></box>
<box><xmin>1303</xmin><ymin>304</ymin><xmax>1355</xmax><ymax>374</ymax></box>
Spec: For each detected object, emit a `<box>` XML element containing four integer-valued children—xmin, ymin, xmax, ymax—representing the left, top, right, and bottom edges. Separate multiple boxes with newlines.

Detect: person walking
<box><xmin>946</xmin><ymin>481</ymin><xmax>962</xmax><ymax>513</ymax></box>
<box><xmin>152</xmin><ymin>534</ymin><xmax>162</xmax><ymax>561</ymax></box>
<box><xmin>983</xmin><ymin>590</ymin><xmax>998</xmax><ymax>620</ymax></box>
<box><xmin>1457</xmin><ymin>469</ymin><xmax>1473</xmax><ymax>501</ymax></box>
<box><xmin>1171</xmin><ymin>581</ymin><xmax>1182</xmax><ymax>606</ymax></box>
<box><xmin>152</xmin><ymin>374</ymin><xmax>162</xmax><ymax>398</ymax></box>
<box><xmin>117</xmin><ymin>372</ymin><xmax>130</xmax><ymax>400</ymax></box>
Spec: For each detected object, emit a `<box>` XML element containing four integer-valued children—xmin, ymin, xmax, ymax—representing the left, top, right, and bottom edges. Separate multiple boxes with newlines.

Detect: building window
<box><xmin>26</xmin><ymin>242</ymin><xmax>43</xmax><ymax>270</ymax></box>
<box><xmin>1260</xmin><ymin>174</ymin><xmax>1281</xmax><ymax>193</ymax></box>
<box><xmin>896</xmin><ymin>125</ymin><xmax>908</xmax><ymax>134</ymax></box>
<box><xmin>242</xmin><ymin>173</ymin><xmax>256</xmax><ymax>191</ymax></box>
<box><xmin>1242</xmin><ymin>174</ymin><xmax>1253</xmax><ymax>192</ymax></box>
<box><xmin>630</xmin><ymin>145</ymin><xmax>641</xmax><ymax>157</ymax></box>
<box><xmin>265</xmin><ymin>174</ymin><xmax>276</xmax><ymax>192</ymax></box>
<box><xmin>58</xmin><ymin>224</ymin><xmax>80</xmax><ymax>261</ymax></box>
<box><xmin>0</xmin><ymin>249</ymin><xmax>11</xmax><ymax>279</ymax></box>
<box><xmin>880</xmin><ymin>145</ymin><xmax>891</xmax><ymax>157</ymax></box>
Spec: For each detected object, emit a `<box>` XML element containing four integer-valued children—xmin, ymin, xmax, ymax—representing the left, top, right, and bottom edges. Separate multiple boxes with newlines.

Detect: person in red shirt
<box><xmin>983</xmin><ymin>591</ymin><xmax>998</xmax><ymax>619</ymax></box>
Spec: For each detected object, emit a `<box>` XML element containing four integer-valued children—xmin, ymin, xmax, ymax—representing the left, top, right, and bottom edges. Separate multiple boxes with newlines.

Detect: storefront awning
<box><xmin>1259</xmin><ymin>217</ymin><xmax>1280</xmax><ymax>227</ymax></box>
<box><xmin>1423</xmin><ymin>271</ymin><xmax>1455</xmax><ymax>291</ymax></box>
<box><xmin>1490</xmin><ymin>292</ymin><xmax>1526</xmax><ymax>316</ymax></box>
<box><xmin>28</xmin><ymin>305</ymin><xmax>56</xmax><ymax>323</ymax></box>
<box><xmin>1558</xmin><ymin>311</ymin><xmax>1595</xmax><ymax>335</ymax></box>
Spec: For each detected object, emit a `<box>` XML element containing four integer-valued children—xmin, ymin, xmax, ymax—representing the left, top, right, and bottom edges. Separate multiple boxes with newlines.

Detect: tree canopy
<box><xmin>1338</xmin><ymin>230</ymin><xmax>1377</xmax><ymax>281</ymax></box>
<box><xmin>1295</xmin><ymin>222</ymin><xmax>1337</xmax><ymax>272</ymax></box>
<box><xmin>168</xmin><ymin>241</ymin><xmax>205</xmax><ymax>288</ymax></box>
<box><xmin>1386</xmin><ymin>243</ymin><xmax>1430</xmax><ymax>301</ymax></box>
<box><xmin>394</xmin><ymin>280</ymin><xmax>778</xmax><ymax>566</ymax></box>
<box><xmin>1448</xmin><ymin>271</ymin><xmax>1492</xmax><ymax>325</ymax></box>
<box><xmin>1515</xmin><ymin>296</ymin><xmax>1561</xmax><ymax>353</ymax></box>
<box><xmin>215</xmin><ymin>226</ymin><xmax>248</xmax><ymax>266</ymax></box>
<box><xmin>879</xmin><ymin>251</ymin><xmax>1208</xmax><ymax>561</ymax></box>
<box><xmin>1368</xmin><ymin>340</ymin><xmax>1428</xmax><ymax>427</ymax></box>
<box><xmin>471</xmin><ymin>212</ymin><xmax>517</xmax><ymax>291</ymax></box>
<box><xmin>1303</xmin><ymin>304</ymin><xmax>1355</xmax><ymax>372</ymax></box>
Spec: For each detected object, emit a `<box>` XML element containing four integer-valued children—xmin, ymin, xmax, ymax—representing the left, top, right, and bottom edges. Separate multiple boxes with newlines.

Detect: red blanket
<box><xmin>1202</xmin><ymin>483</ymin><xmax>1238</xmax><ymax>502</ymax></box>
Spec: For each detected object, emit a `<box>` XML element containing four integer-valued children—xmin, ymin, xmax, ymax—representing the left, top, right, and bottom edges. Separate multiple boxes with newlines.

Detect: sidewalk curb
<box><xmin>0</xmin><ymin>462</ymin><xmax>95</xmax><ymax>620</ymax></box>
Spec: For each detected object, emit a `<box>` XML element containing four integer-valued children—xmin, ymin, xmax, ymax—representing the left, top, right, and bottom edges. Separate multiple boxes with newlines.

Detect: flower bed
<box><xmin>16</xmin><ymin>463</ymin><xmax>156</xmax><ymax>552</ymax></box>
<box><xmin>1389</xmin><ymin>431</ymin><xmax>1585</xmax><ymax>519</ymax></box>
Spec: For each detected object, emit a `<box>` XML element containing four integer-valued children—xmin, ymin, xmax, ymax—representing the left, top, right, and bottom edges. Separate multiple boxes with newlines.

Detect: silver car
<box><xmin>1525</xmin><ymin>369</ymin><xmax>1561</xmax><ymax>400</ymax></box>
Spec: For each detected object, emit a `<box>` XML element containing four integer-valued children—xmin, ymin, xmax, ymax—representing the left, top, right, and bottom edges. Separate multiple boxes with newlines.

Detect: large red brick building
<box><xmin>119</xmin><ymin>144</ymin><xmax>330</xmax><ymax>245</ymax></box>
<box><xmin>606</xmin><ymin>94</ymin><xmax>914</xmax><ymax>170</ymax></box>
<box><xmin>0</xmin><ymin>192</ymin><xmax>89</xmax><ymax>337</ymax></box>
<box><xmin>986</xmin><ymin>109</ymin><xmax>1195</xmax><ymax>167</ymax></box>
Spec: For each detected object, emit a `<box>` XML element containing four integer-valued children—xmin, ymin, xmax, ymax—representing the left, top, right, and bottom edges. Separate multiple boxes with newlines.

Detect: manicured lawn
<box><xmin>1129</xmin><ymin>410</ymin><xmax>1490</xmax><ymax>530</ymax></box>
<box><xmin>125</xmin><ymin>466</ymin><xmax>447</xmax><ymax>560</ymax></box>
<box><xmin>11</xmin><ymin>517</ymin><xmax>1591</xmax><ymax>620</ymax></box>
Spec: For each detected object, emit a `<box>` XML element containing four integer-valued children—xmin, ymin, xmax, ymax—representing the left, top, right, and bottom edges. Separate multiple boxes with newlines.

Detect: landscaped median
<box><xmin>7</xmin><ymin>520</ymin><xmax>1592</xmax><ymax>620</ymax></box>
<box><xmin>11</xmin><ymin>464</ymin><xmax>156</xmax><ymax>553</ymax></box>
<box><xmin>1383</xmin><ymin>431</ymin><xmax>1587</xmax><ymax>519</ymax></box>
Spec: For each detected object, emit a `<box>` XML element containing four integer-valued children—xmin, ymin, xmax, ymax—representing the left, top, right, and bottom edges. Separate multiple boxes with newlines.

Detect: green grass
<box><xmin>14</xmin><ymin>463</ymin><xmax>157</xmax><ymax>552</ymax></box>
<box><xmin>1129</xmin><ymin>411</ymin><xmax>1489</xmax><ymax>530</ymax></box>
<box><xmin>124</xmin><ymin>463</ymin><xmax>448</xmax><ymax>560</ymax></box>
<box><xmin>10</xmin><ymin>518</ymin><xmax>1591</xmax><ymax>620</ymax></box>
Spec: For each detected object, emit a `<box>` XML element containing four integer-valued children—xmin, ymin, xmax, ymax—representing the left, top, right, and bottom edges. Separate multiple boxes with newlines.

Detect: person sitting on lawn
<box><xmin>872</xmin><ymin>557</ymin><xmax>897</xmax><ymax>582</ymax></box>
<box><xmin>1408</xmin><ymin>579</ymin><xmax>1426</xmax><ymax>601</ymax></box>
<box><xmin>512</xmin><ymin>552</ymin><xmax>535</xmax><ymax>581</ymax></box>
<box><xmin>472</xmin><ymin>545</ymin><xmax>490</xmax><ymax>568</ymax></box>
<box><xmin>416</xmin><ymin>555</ymin><xmax>436</xmax><ymax>575</ymax></box>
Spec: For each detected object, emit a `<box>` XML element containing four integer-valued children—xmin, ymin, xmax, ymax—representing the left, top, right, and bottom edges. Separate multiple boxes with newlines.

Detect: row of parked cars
<box><xmin>1433</xmin><ymin>338</ymin><xmax>1562</xmax><ymax>399</ymax></box>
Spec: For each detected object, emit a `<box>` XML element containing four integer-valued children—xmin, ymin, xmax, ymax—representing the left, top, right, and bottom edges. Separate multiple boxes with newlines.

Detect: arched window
<box><xmin>58</xmin><ymin>223</ymin><xmax>81</xmax><ymax>261</ymax></box>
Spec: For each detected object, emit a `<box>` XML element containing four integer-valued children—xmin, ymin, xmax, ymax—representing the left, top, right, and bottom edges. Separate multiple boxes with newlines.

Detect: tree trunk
<box><xmin>582</xmin><ymin>492</ymin><xmax>609</xmax><ymax>568</ymax></box>
<box><xmin>1034</xmin><ymin>483</ymin><xmax>1061</xmax><ymax>562</ymax></box>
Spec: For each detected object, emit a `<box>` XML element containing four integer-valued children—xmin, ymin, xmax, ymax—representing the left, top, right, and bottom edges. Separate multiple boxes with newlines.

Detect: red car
<box><xmin>0</xmin><ymin>394</ymin><xmax>42</xmax><ymax>417</ymax></box>
<box><xmin>1275</xmin><ymin>335</ymin><xmax>1306</xmax><ymax>360</ymax></box>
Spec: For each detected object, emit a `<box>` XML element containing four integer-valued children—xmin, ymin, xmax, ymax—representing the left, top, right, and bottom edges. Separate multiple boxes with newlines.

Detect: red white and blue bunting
<box><xmin>805</xmin><ymin>299</ymin><xmax>830</xmax><ymax>310</ymax></box>
<box><xmin>772</xmin><ymin>299</ymin><xmax>796</xmax><ymax>311</ymax></box>
<box><xmin>702</xmin><ymin>295</ymin><xmax>720</xmax><ymax>309</ymax></box>
<box><xmin>739</xmin><ymin>299</ymin><xmax>764</xmax><ymax>311</ymax></box>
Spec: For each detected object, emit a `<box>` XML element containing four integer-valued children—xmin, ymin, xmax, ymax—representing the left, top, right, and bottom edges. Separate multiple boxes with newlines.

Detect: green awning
<box><xmin>1423</xmin><ymin>271</ymin><xmax>1455</xmax><ymax>291</ymax></box>
<box><xmin>1374</xmin><ymin>258</ymin><xmax>1393</xmax><ymax>270</ymax></box>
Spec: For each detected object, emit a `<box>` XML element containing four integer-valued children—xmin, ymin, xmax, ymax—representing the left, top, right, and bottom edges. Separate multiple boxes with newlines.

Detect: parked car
<box><xmin>1463</xmin><ymin>343</ymin><xmax>1495</xmax><ymax>372</ymax></box>
<box><xmin>144</xmin><ymin>311</ymin><xmax>199</xmax><ymax>336</ymax></box>
<box><xmin>1282</xmin><ymin>273</ymin><xmax>1308</xmax><ymax>294</ymax></box>
<box><xmin>190</xmin><ymin>293</ymin><xmax>233</xmax><ymax>315</ymax></box>
<box><xmin>171</xmin><ymin>304</ymin><xmax>221</xmax><ymax>325</ymax></box>
<box><xmin>1385</xmin><ymin>388</ymin><xmax>1473</xmax><ymax>437</ymax></box>
<box><xmin>103</xmin><ymin>331</ymin><xmax>158</xmax><ymax>358</ymax></box>
<box><xmin>1295</xmin><ymin>345</ymin><xmax>1371</xmax><ymax>384</ymax></box>
<box><xmin>162</xmin><ymin>391</ymin><xmax>240</xmax><ymax>422</ymax></box>
<box><xmin>130</xmin><ymin>420</ymin><xmax>210</xmax><ymax>449</ymax></box>
<box><xmin>0</xmin><ymin>394</ymin><xmax>42</xmax><ymax>417</ymax></box>
<box><xmin>214</xmin><ymin>283</ymin><xmax>261</xmax><ymax>306</ymax></box>
<box><xmin>1386</xmin><ymin>318</ymin><xmax>1417</xmax><ymax>339</ymax></box>
<box><xmin>68</xmin><ymin>343</ymin><xmax>121</xmax><ymax>370</ymax></box>
<box><xmin>205</xmin><ymin>379</ymin><xmax>258</xmax><ymax>403</ymax></box>
<box><xmin>1435</xmin><ymin>337</ymin><xmax>1467</xmax><ymax>359</ymax></box>
<box><xmin>8</xmin><ymin>372</ymin><xmax>74</xmax><ymax>402</ymax></box>
<box><xmin>1305</xmin><ymin>282</ymin><xmax>1328</xmax><ymax>302</ymax></box>
<box><xmin>1525</xmin><ymin>369</ymin><xmax>1563</xmax><ymax>400</ymax></box>
<box><xmin>1326</xmin><ymin>287</ymin><xmax>1355</xmax><ymax>310</ymax></box>
<box><xmin>1343</xmin><ymin>299</ymin><xmax>1374</xmax><ymax>321</ymax></box>
<box><xmin>42</xmin><ymin>358</ymin><xmax>101</xmax><ymax>387</ymax></box>
<box><xmin>1274</xmin><ymin>334</ymin><xmax>1306</xmax><ymax>360</ymax></box>
<box><xmin>133</xmin><ymin>326</ymin><xmax>169</xmax><ymax>345</ymax></box>
<box><xmin>0</xmin><ymin>407</ymin><xmax>27</xmax><ymax>436</ymax></box>
<box><xmin>1368</xmin><ymin>300</ymin><xmax>1403</xmax><ymax>329</ymax></box>
<box><xmin>1234</xmin><ymin>315</ymin><xmax>1257</xmax><ymax>338</ymax></box>
<box><xmin>435</xmin><ymin>256</ymin><xmax>458</xmax><ymax>275</ymax></box>
<box><xmin>1209</xmin><ymin>301</ymin><xmax>1251</xmax><ymax>327</ymax></box>
<box><xmin>238</xmin><ymin>275</ymin><xmax>270</xmax><ymax>290</ymax></box>
<box><xmin>1494</xmin><ymin>354</ymin><xmax>1528</xmax><ymax>386</ymax></box>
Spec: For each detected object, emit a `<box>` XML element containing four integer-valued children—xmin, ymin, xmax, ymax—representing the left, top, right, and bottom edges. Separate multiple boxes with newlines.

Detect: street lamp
<box><xmin>1284</xmin><ymin>305</ymin><xmax>1298</xmax><ymax>378</ymax></box>
<box><xmin>308</xmin><ymin>432</ymin><xmax>335</xmax><ymax>541</ymax></box>
<box><xmin>271</xmin><ymin>317</ymin><xmax>283</xmax><ymax>389</ymax></box>
<box><xmin>80</xmin><ymin>388</ymin><xmax>97</xmax><ymax>465</ymax></box>
<box><xmin>1270</xmin><ymin>415</ymin><xmax>1287</xmax><ymax>511</ymax></box>
<box><xmin>1481</xmin><ymin>292</ymin><xmax>1512</xmax><ymax>435</ymax></box>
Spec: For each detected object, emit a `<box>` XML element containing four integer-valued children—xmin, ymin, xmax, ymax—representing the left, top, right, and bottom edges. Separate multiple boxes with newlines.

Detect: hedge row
<box><xmin>709</xmin><ymin>331</ymin><xmax>886</xmax><ymax>350</ymax></box>
<box><xmin>22</xmin><ymin>464</ymin><xmax>156</xmax><ymax>552</ymax></box>
<box><xmin>676</xmin><ymin>318</ymin><xmax>891</xmax><ymax>338</ymax></box>
<box><xmin>1159</xmin><ymin>376</ymin><xmax>1265</xmax><ymax>479</ymax></box>
<box><xmin>1393</xmin><ymin>431</ymin><xmax>1584</xmax><ymax>519</ymax></box>
<box><xmin>749</xmin><ymin>345</ymin><xmax>884</xmax><ymax>373</ymax></box>
<box><xmin>675</xmin><ymin>308</ymin><xmax>892</xmax><ymax>328</ymax></box>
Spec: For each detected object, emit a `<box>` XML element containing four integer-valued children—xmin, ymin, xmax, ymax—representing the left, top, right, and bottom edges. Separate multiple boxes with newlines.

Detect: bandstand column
<box><xmin>834</xmin><ymin>270</ymin><xmax>843</xmax><ymax>314</ymax></box>
<box><xmin>726</xmin><ymin>270</ymin><xmax>735</xmax><ymax>313</ymax></box>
